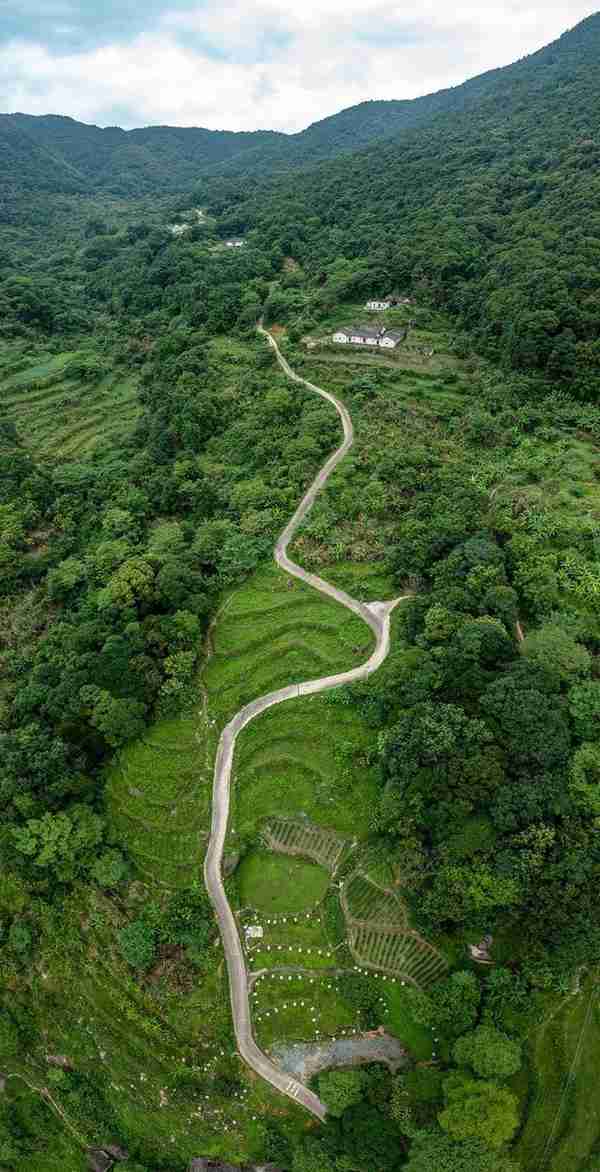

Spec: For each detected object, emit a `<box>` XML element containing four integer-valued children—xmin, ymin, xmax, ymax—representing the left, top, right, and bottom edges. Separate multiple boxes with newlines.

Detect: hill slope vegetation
<box><xmin>2</xmin><ymin>10</ymin><xmax>600</xmax><ymax>1172</ymax></box>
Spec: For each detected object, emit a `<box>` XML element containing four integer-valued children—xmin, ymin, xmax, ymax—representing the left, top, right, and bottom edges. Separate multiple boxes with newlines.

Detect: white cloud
<box><xmin>0</xmin><ymin>1</ymin><xmax>597</xmax><ymax>132</ymax></box>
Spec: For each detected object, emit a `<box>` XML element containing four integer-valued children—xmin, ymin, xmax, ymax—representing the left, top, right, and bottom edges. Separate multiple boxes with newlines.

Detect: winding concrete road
<box><xmin>203</xmin><ymin>324</ymin><xmax>403</xmax><ymax>1120</ymax></box>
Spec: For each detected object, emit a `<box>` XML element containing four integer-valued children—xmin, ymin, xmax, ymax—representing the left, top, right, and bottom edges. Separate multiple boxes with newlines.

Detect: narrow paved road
<box><xmin>203</xmin><ymin>325</ymin><xmax>403</xmax><ymax>1120</ymax></box>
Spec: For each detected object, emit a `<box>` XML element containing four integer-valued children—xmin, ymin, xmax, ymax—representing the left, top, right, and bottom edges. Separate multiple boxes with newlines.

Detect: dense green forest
<box><xmin>2</xmin><ymin>11</ymin><xmax>600</xmax><ymax>1172</ymax></box>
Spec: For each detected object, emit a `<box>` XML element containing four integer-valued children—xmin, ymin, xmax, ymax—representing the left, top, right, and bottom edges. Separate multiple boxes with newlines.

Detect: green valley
<box><xmin>3</xmin><ymin>11</ymin><xmax>600</xmax><ymax>1172</ymax></box>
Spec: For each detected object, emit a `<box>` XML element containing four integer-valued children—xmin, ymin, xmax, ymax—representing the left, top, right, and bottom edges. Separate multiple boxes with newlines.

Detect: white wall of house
<box><xmin>333</xmin><ymin>329</ymin><xmax>399</xmax><ymax>348</ymax></box>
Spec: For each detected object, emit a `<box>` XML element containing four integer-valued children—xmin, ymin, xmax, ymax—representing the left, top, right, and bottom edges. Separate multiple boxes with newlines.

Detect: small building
<box><xmin>332</xmin><ymin>326</ymin><xmax>405</xmax><ymax>350</ymax></box>
<box><xmin>378</xmin><ymin>330</ymin><xmax>406</xmax><ymax>349</ymax></box>
<box><xmin>366</xmin><ymin>299</ymin><xmax>392</xmax><ymax>311</ymax></box>
<box><xmin>333</xmin><ymin>325</ymin><xmax>383</xmax><ymax>346</ymax></box>
<box><xmin>225</xmin><ymin>238</ymin><xmax>245</xmax><ymax>248</ymax></box>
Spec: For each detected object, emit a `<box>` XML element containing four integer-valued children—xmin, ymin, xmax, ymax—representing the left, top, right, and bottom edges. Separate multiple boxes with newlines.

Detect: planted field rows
<box><xmin>348</xmin><ymin>923</ymin><xmax>448</xmax><ymax>987</ymax></box>
<box><xmin>341</xmin><ymin>871</ymin><xmax>407</xmax><ymax>929</ymax></box>
<box><xmin>252</xmin><ymin>970</ymin><xmax>357</xmax><ymax>1048</ymax></box>
<box><xmin>105</xmin><ymin>713</ymin><xmax>210</xmax><ymax>890</ymax></box>
<box><xmin>262</xmin><ymin>816</ymin><xmax>348</xmax><ymax>873</ymax></box>
<box><xmin>0</xmin><ymin>349</ymin><xmax>140</xmax><ymax>458</ymax></box>
<box><xmin>340</xmin><ymin>867</ymin><xmax>447</xmax><ymax>987</ymax></box>
<box><xmin>245</xmin><ymin>911</ymin><xmax>336</xmax><ymax>972</ymax></box>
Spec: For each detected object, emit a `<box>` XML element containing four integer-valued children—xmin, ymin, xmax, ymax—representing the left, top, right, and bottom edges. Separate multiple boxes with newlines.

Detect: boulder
<box><xmin>86</xmin><ymin>1151</ymin><xmax>113</xmax><ymax>1172</ymax></box>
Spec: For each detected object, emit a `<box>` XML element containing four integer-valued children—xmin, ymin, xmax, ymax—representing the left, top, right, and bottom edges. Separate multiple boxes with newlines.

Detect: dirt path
<box><xmin>203</xmin><ymin>325</ymin><xmax>404</xmax><ymax>1121</ymax></box>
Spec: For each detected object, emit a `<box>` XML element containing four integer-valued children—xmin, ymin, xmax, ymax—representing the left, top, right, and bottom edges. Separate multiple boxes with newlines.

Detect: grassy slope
<box><xmin>19</xmin><ymin>316</ymin><xmax>600</xmax><ymax>1165</ymax></box>
<box><xmin>514</xmin><ymin>978</ymin><xmax>600</xmax><ymax>1172</ymax></box>
<box><xmin>237</xmin><ymin>849</ymin><xmax>331</xmax><ymax>913</ymax></box>
<box><xmin>105</xmin><ymin>712</ymin><xmax>211</xmax><ymax>890</ymax></box>
<box><xmin>92</xmin><ymin>552</ymin><xmax>435</xmax><ymax>1161</ymax></box>
<box><xmin>0</xmin><ymin>342</ymin><xmax>140</xmax><ymax>458</ymax></box>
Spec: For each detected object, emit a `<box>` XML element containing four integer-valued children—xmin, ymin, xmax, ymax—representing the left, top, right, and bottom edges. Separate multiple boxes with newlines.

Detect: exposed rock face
<box><xmin>86</xmin><ymin>1145</ymin><xmax>129</xmax><ymax>1172</ymax></box>
<box><xmin>189</xmin><ymin>1162</ymin><xmax>282</xmax><ymax>1171</ymax></box>
<box><xmin>86</xmin><ymin>1152</ymin><xmax>113</xmax><ymax>1172</ymax></box>
<box><xmin>469</xmin><ymin>934</ymin><xmax>494</xmax><ymax>964</ymax></box>
<box><xmin>104</xmin><ymin>1146</ymin><xmax>130</xmax><ymax>1160</ymax></box>
<box><xmin>189</xmin><ymin>1162</ymin><xmax>240</xmax><ymax>1172</ymax></box>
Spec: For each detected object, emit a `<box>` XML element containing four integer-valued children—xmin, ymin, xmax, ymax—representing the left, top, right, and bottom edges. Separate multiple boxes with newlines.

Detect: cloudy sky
<box><xmin>0</xmin><ymin>1</ymin><xmax>598</xmax><ymax>133</ymax></box>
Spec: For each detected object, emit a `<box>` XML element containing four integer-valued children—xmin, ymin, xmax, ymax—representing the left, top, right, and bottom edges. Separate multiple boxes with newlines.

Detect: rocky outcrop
<box><xmin>86</xmin><ymin>1152</ymin><xmax>113</xmax><ymax>1172</ymax></box>
<box><xmin>189</xmin><ymin>1162</ymin><xmax>282</xmax><ymax>1171</ymax></box>
<box><xmin>86</xmin><ymin>1145</ymin><xmax>129</xmax><ymax>1172</ymax></box>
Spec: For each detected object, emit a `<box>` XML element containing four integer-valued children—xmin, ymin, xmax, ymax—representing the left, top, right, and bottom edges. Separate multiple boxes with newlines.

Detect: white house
<box><xmin>333</xmin><ymin>325</ymin><xmax>383</xmax><ymax>346</ymax></box>
<box><xmin>225</xmin><ymin>238</ymin><xmax>245</xmax><ymax>248</ymax></box>
<box><xmin>332</xmin><ymin>326</ymin><xmax>405</xmax><ymax>350</ymax></box>
<box><xmin>366</xmin><ymin>299</ymin><xmax>392</xmax><ymax>311</ymax></box>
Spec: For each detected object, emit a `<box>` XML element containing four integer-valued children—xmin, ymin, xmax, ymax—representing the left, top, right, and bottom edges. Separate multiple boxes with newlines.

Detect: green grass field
<box><xmin>0</xmin><ymin>343</ymin><xmax>140</xmax><ymax>458</ymax></box>
<box><xmin>514</xmin><ymin>979</ymin><xmax>600</xmax><ymax>1172</ymax></box>
<box><xmin>238</xmin><ymin>848</ymin><xmax>331</xmax><ymax>913</ymax></box>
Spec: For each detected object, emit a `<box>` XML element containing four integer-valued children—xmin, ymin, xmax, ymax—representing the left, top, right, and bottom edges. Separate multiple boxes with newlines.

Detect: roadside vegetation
<box><xmin>3</xmin><ymin>30</ymin><xmax>600</xmax><ymax>1161</ymax></box>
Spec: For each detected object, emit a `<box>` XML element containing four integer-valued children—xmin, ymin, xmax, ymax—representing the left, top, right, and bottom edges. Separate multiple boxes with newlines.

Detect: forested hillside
<box><xmin>4</xmin><ymin>11</ymin><xmax>600</xmax><ymax>199</ymax></box>
<box><xmin>201</xmin><ymin>11</ymin><xmax>600</xmax><ymax>391</ymax></box>
<box><xmin>0</xmin><ymin>105</ymin><xmax>425</xmax><ymax>199</ymax></box>
<box><xmin>1</xmin><ymin>10</ymin><xmax>600</xmax><ymax>1172</ymax></box>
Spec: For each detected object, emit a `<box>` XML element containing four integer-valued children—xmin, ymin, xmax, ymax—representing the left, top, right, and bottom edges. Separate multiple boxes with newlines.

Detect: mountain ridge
<box><xmin>2</xmin><ymin>10</ymin><xmax>599</xmax><ymax>197</ymax></box>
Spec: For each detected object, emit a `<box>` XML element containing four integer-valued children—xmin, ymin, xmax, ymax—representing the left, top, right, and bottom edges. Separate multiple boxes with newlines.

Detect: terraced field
<box><xmin>341</xmin><ymin>872</ymin><xmax>407</xmax><ymax>928</ymax></box>
<box><xmin>0</xmin><ymin>345</ymin><xmax>140</xmax><ymax>458</ymax></box>
<box><xmin>340</xmin><ymin>861</ymin><xmax>448</xmax><ymax>986</ymax></box>
<box><xmin>105</xmin><ymin>712</ymin><xmax>213</xmax><ymax>890</ymax></box>
<box><xmin>347</xmin><ymin>924</ymin><xmax>447</xmax><ymax>985</ymax></box>
<box><xmin>262</xmin><ymin>816</ymin><xmax>348</xmax><ymax>873</ymax></box>
<box><xmin>99</xmin><ymin>555</ymin><xmax>445</xmax><ymax>1127</ymax></box>
<box><xmin>204</xmin><ymin>562</ymin><xmax>374</xmax><ymax>726</ymax></box>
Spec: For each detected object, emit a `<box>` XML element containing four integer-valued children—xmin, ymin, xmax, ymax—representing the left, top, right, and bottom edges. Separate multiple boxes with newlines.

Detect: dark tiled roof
<box><xmin>335</xmin><ymin>326</ymin><xmax>404</xmax><ymax>341</ymax></box>
<box><xmin>338</xmin><ymin>325</ymin><xmax>382</xmax><ymax>336</ymax></box>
